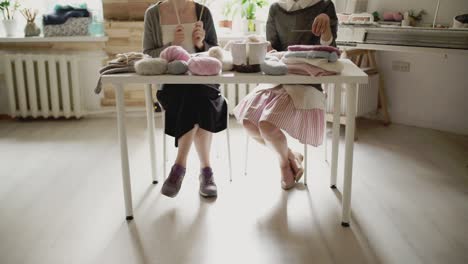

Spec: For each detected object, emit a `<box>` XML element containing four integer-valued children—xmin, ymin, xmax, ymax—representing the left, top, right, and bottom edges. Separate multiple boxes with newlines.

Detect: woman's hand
<box><xmin>173</xmin><ymin>25</ymin><xmax>185</xmax><ymax>46</ymax></box>
<box><xmin>192</xmin><ymin>21</ymin><xmax>206</xmax><ymax>49</ymax></box>
<box><xmin>312</xmin><ymin>13</ymin><xmax>332</xmax><ymax>42</ymax></box>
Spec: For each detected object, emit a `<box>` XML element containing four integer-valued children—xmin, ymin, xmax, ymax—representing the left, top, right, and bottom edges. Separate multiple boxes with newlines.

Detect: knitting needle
<box><xmin>171</xmin><ymin>0</ymin><xmax>182</xmax><ymax>25</ymax></box>
<box><xmin>199</xmin><ymin>0</ymin><xmax>205</xmax><ymax>21</ymax></box>
<box><xmin>292</xmin><ymin>29</ymin><xmax>312</xmax><ymax>32</ymax></box>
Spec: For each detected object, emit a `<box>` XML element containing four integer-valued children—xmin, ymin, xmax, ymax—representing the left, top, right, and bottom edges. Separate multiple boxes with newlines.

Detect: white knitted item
<box><xmin>208</xmin><ymin>47</ymin><xmax>233</xmax><ymax>71</ymax></box>
<box><xmin>248</xmin><ymin>42</ymin><xmax>268</xmax><ymax>65</ymax></box>
<box><xmin>208</xmin><ymin>47</ymin><xmax>224</xmax><ymax>62</ymax></box>
<box><xmin>231</xmin><ymin>42</ymin><xmax>247</xmax><ymax>65</ymax></box>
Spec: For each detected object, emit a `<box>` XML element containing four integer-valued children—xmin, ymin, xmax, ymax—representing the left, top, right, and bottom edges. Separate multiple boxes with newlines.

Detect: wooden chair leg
<box><xmin>368</xmin><ymin>51</ymin><xmax>391</xmax><ymax>126</ymax></box>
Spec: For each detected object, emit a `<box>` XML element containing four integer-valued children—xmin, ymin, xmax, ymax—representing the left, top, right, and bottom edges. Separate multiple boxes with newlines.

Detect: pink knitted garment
<box><xmin>287</xmin><ymin>45</ymin><xmax>341</xmax><ymax>56</ymax></box>
<box><xmin>287</xmin><ymin>63</ymin><xmax>337</xmax><ymax>77</ymax></box>
<box><xmin>188</xmin><ymin>57</ymin><xmax>222</xmax><ymax>76</ymax></box>
<box><xmin>160</xmin><ymin>46</ymin><xmax>191</xmax><ymax>62</ymax></box>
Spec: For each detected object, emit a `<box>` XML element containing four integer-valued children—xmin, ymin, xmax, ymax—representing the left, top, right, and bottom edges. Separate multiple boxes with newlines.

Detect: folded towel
<box><xmin>287</xmin><ymin>63</ymin><xmax>337</xmax><ymax>77</ymax></box>
<box><xmin>43</xmin><ymin>10</ymin><xmax>90</xmax><ymax>25</ymax></box>
<box><xmin>284</xmin><ymin>50</ymin><xmax>339</xmax><ymax>62</ymax></box>
<box><xmin>282</xmin><ymin>57</ymin><xmax>343</xmax><ymax>73</ymax></box>
<box><xmin>95</xmin><ymin>52</ymin><xmax>148</xmax><ymax>94</ymax></box>
<box><xmin>261</xmin><ymin>56</ymin><xmax>288</xmax><ymax>75</ymax></box>
<box><xmin>287</xmin><ymin>45</ymin><xmax>341</xmax><ymax>56</ymax></box>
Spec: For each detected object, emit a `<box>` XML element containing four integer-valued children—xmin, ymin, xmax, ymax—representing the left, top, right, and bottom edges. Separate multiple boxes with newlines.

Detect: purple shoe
<box><xmin>161</xmin><ymin>164</ymin><xmax>186</xmax><ymax>198</ymax></box>
<box><xmin>199</xmin><ymin>167</ymin><xmax>217</xmax><ymax>198</ymax></box>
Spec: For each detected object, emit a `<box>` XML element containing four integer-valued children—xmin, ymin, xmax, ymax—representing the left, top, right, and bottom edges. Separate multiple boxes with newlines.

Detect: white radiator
<box><xmin>221</xmin><ymin>83</ymin><xmax>256</xmax><ymax>113</ymax></box>
<box><xmin>325</xmin><ymin>73</ymin><xmax>379</xmax><ymax>117</ymax></box>
<box><xmin>4</xmin><ymin>53</ymin><xmax>83</xmax><ymax>118</ymax></box>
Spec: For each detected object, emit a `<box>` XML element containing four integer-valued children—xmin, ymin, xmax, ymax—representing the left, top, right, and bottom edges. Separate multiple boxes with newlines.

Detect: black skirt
<box><xmin>156</xmin><ymin>84</ymin><xmax>228</xmax><ymax>147</ymax></box>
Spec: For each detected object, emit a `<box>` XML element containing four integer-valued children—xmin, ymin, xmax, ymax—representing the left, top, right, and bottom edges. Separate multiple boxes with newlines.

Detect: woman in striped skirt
<box><xmin>233</xmin><ymin>0</ymin><xmax>338</xmax><ymax>190</ymax></box>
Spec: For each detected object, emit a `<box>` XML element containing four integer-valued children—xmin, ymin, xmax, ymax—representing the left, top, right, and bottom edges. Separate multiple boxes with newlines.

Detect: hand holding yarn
<box><xmin>312</xmin><ymin>13</ymin><xmax>332</xmax><ymax>41</ymax></box>
<box><xmin>173</xmin><ymin>24</ymin><xmax>185</xmax><ymax>46</ymax></box>
<box><xmin>192</xmin><ymin>21</ymin><xmax>205</xmax><ymax>49</ymax></box>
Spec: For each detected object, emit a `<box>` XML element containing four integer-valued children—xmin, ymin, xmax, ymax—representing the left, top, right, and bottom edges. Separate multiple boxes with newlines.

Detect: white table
<box><xmin>101</xmin><ymin>59</ymin><xmax>368</xmax><ymax>226</ymax></box>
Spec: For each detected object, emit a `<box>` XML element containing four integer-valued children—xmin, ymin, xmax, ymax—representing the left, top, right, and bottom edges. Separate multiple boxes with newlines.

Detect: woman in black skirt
<box><xmin>143</xmin><ymin>0</ymin><xmax>227</xmax><ymax>198</ymax></box>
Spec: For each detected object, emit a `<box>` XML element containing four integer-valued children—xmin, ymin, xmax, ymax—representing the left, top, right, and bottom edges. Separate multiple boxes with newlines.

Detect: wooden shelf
<box><xmin>0</xmin><ymin>36</ymin><xmax>109</xmax><ymax>43</ymax></box>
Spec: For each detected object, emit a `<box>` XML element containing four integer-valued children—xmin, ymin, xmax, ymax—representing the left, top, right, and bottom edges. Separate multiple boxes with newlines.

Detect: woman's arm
<box><xmin>326</xmin><ymin>1</ymin><xmax>338</xmax><ymax>47</ymax></box>
<box><xmin>266</xmin><ymin>4</ymin><xmax>280</xmax><ymax>51</ymax></box>
<box><xmin>196</xmin><ymin>6</ymin><xmax>218</xmax><ymax>52</ymax></box>
<box><xmin>143</xmin><ymin>7</ymin><xmax>169</xmax><ymax>57</ymax></box>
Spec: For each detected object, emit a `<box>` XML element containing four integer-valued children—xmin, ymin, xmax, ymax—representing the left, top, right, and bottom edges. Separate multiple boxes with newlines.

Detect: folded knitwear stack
<box><xmin>95</xmin><ymin>52</ymin><xmax>148</xmax><ymax>94</ymax></box>
<box><xmin>281</xmin><ymin>45</ymin><xmax>343</xmax><ymax>76</ymax></box>
<box><xmin>43</xmin><ymin>4</ymin><xmax>91</xmax><ymax>37</ymax></box>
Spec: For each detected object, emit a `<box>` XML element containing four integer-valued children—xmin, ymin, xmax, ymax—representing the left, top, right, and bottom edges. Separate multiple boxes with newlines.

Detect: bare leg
<box><xmin>193</xmin><ymin>126</ymin><xmax>212</xmax><ymax>168</ymax></box>
<box><xmin>258</xmin><ymin>121</ymin><xmax>289</xmax><ymax>166</ymax></box>
<box><xmin>242</xmin><ymin>119</ymin><xmax>265</xmax><ymax>145</ymax></box>
<box><xmin>174</xmin><ymin>125</ymin><xmax>198</xmax><ymax>168</ymax></box>
<box><xmin>259</xmin><ymin>121</ymin><xmax>295</xmax><ymax>189</ymax></box>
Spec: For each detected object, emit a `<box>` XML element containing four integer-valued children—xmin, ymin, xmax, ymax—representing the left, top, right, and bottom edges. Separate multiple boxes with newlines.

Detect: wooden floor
<box><xmin>0</xmin><ymin>116</ymin><xmax>467</xmax><ymax>264</ymax></box>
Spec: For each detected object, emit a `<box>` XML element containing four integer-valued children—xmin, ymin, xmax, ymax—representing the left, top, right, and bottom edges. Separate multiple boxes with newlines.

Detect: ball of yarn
<box><xmin>160</xmin><ymin>46</ymin><xmax>190</xmax><ymax>62</ymax></box>
<box><xmin>167</xmin><ymin>60</ymin><xmax>189</xmax><ymax>75</ymax></box>
<box><xmin>188</xmin><ymin>57</ymin><xmax>222</xmax><ymax>76</ymax></box>
<box><xmin>208</xmin><ymin>46</ymin><xmax>224</xmax><ymax>62</ymax></box>
<box><xmin>135</xmin><ymin>58</ymin><xmax>168</xmax><ymax>75</ymax></box>
<box><xmin>246</xmin><ymin>34</ymin><xmax>265</xmax><ymax>43</ymax></box>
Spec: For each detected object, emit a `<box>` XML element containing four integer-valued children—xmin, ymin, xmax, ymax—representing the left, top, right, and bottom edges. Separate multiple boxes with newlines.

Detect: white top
<box><xmin>161</xmin><ymin>22</ymin><xmax>196</xmax><ymax>54</ymax></box>
<box><xmin>277</xmin><ymin>0</ymin><xmax>321</xmax><ymax>12</ymax></box>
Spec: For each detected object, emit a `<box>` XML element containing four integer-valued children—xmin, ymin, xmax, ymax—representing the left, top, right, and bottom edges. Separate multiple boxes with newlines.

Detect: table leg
<box><xmin>145</xmin><ymin>84</ymin><xmax>158</xmax><ymax>184</ymax></box>
<box><xmin>162</xmin><ymin>108</ymin><xmax>167</xmax><ymax>180</ymax></box>
<box><xmin>304</xmin><ymin>144</ymin><xmax>308</xmax><ymax>185</ymax></box>
<box><xmin>342</xmin><ymin>84</ymin><xmax>357</xmax><ymax>227</ymax></box>
<box><xmin>115</xmin><ymin>84</ymin><xmax>134</xmax><ymax>221</ymax></box>
<box><xmin>331</xmin><ymin>84</ymin><xmax>341</xmax><ymax>189</ymax></box>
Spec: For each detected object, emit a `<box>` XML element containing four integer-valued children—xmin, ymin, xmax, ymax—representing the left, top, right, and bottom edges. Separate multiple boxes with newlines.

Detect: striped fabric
<box><xmin>233</xmin><ymin>87</ymin><xmax>325</xmax><ymax>147</ymax></box>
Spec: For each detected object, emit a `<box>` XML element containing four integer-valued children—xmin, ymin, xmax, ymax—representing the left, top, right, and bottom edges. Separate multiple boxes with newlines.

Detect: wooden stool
<box><xmin>343</xmin><ymin>49</ymin><xmax>392</xmax><ymax>126</ymax></box>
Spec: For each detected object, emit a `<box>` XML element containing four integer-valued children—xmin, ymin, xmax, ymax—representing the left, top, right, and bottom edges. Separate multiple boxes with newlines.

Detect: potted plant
<box><xmin>407</xmin><ymin>9</ymin><xmax>426</xmax><ymax>26</ymax></box>
<box><xmin>219</xmin><ymin>0</ymin><xmax>238</xmax><ymax>29</ymax></box>
<box><xmin>241</xmin><ymin>0</ymin><xmax>268</xmax><ymax>33</ymax></box>
<box><xmin>21</xmin><ymin>8</ymin><xmax>40</xmax><ymax>37</ymax></box>
<box><xmin>0</xmin><ymin>0</ymin><xmax>20</xmax><ymax>36</ymax></box>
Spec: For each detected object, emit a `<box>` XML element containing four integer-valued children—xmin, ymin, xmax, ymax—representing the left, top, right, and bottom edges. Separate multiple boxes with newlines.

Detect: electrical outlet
<box><xmin>392</xmin><ymin>61</ymin><xmax>411</xmax><ymax>72</ymax></box>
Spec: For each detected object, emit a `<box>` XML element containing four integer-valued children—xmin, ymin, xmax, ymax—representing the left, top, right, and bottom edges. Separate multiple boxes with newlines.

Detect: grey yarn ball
<box><xmin>135</xmin><ymin>58</ymin><xmax>168</xmax><ymax>75</ymax></box>
<box><xmin>167</xmin><ymin>60</ymin><xmax>189</xmax><ymax>75</ymax></box>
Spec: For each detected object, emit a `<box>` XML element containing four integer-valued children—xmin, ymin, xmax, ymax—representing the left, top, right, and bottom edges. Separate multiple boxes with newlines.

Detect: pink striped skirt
<box><xmin>233</xmin><ymin>87</ymin><xmax>325</xmax><ymax>147</ymax></box>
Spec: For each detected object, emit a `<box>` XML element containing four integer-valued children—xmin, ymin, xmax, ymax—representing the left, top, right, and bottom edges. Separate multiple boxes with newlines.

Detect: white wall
<box><xmin>363</xmin><ymin>0</ymin><xmax>468</xmax><ymax>135</ymax></box>
<box><xmin>376</xmin><ymin>51</ymin><xmax>468</xmax><ymax>135</ymax></box>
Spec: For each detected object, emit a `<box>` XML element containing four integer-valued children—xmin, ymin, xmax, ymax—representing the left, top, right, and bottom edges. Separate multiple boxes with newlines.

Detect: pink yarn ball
<box><xmin>188</xmin><ymin>57</ymin><xmax>222</xmax><ymax>76</ymax></box>
<box><xmin>383</xmin><ymin>12</ymin><xmax>394</xmax><ymax>21</ymax></box>
<box><xmin>160</xmin><ymin>46</ymin><xmax>190</xmax><ymax>62</ymax></box>
<box><xmin>393</xmin><ymin>12</ymin><xmax>403</xmax><ymax>22</ymax></box>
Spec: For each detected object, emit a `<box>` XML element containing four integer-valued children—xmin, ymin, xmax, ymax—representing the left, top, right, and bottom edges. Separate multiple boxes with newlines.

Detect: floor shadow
<box><xmin>138</xmin><ymin>195</ymin><xmax>214</xmax><ymax>264</ymax></box>
<box><xmin>305</xmin><ymin>188</ymin><xmax>381</xmax><ymax>264</ymax></box>
<box><xmin>254</xmin><ymin>188</ymin><xmax>380</xmax><ymax>264</ymax></box>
